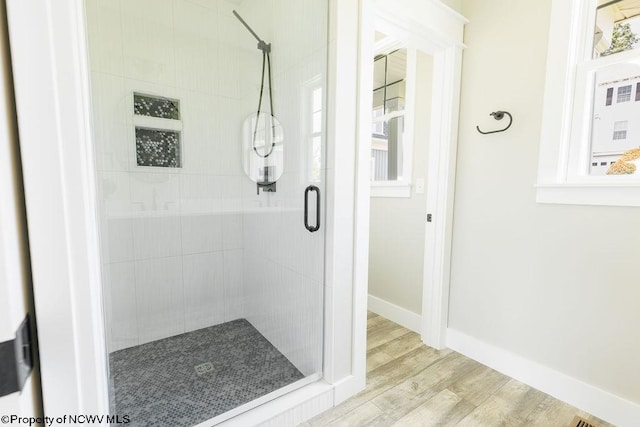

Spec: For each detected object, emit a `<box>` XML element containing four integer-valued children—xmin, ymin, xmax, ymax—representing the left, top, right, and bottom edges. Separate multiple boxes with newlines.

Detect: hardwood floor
<box><xmin>303</xmin><ymin>312</ymin><xmax>613</xmax><ymax>427</ymax></box>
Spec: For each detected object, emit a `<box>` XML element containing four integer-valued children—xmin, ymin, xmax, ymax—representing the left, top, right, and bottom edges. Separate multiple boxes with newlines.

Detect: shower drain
<box><xmin>194</xmin><ymin>362</ymin><xmax>214</xmax><ymax>376</ymax></box>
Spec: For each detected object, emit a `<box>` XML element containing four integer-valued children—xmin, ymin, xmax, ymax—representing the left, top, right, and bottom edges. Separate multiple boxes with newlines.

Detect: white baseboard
<box><xmin>368</xmin><ymin>294</ymin><xmax>421</xmax><ymax>333</ymax></box>
<box><xmin>333</xmin><ymin>374</ymin><xmax>366</xmax><ymax>405</ymax></box>
<box><xmin>447</xmin><ymin>328</ymin><xmax>640</xmax><ymax>427</ymax></box>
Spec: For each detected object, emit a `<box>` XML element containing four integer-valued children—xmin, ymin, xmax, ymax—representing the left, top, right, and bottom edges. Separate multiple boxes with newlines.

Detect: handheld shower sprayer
<box><xmin>233</xmin><ymin>10</ymin><xmax>276</xmax><ymax>160</ymax></box>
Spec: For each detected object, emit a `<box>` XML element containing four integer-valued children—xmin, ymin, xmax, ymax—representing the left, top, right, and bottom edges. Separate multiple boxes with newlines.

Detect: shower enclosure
<box><xmin>85</xmin><ymin>0</ymin><xmax>327</xmax><ymax>424</ymax></box>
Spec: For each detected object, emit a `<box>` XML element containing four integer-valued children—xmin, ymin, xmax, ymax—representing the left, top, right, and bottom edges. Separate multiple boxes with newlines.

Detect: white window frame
<box><xmin>537</xmin><ymin>0</ymin><xmax>640</xmax><ymax>207</ymax></box>
<box><xmin>370</xmin><ymin>38</ymin><xmax>416</xmax><ymax>198</ymax></box>
<box><xmin>612</xmin><ymin>120</ymin><xmax>628</xmax><ymax>140</ymax></box>
<box><xmin>616</xmin><ymin>84</ymin><xmax>632</xmax><ymax>103</ymax></box>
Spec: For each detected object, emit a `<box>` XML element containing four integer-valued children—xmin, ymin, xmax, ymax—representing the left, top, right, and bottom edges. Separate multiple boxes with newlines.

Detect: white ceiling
<box><xmin>373</xmin><ymin>49</ymin><xmax>406</xmax><ymax>90</ymax></box>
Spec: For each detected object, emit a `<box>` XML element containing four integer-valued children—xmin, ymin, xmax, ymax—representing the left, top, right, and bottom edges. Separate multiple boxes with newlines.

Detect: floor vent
<box><xmin>571</xmin><ymin>416</ymin><xmax>596</xmax><ymax>427</ymax></box>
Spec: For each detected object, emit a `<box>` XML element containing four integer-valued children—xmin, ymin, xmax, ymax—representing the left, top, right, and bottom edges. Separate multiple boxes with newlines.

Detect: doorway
<box><xmin>355</xmin><ymin>0</ymin><xmax>467</xmax><ymax>351</ymax></box>
<box><xmin>367</xmin><ymin>37</ymin><xmax>435</xmax><ymax>334</ymax></box>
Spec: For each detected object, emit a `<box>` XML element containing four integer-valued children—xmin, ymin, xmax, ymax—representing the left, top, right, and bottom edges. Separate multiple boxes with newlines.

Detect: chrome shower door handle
<box><xmin>304</xmin><ymin>185</ymin><xmax>320</xmax><ymax>232</ymax></box>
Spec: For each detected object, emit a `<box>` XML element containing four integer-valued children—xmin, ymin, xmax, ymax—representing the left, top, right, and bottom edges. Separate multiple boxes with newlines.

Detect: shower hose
<box><xmin>253</xmin><ymin>49</ymin><xmax>276</xmax><ymax>158</ymax></box>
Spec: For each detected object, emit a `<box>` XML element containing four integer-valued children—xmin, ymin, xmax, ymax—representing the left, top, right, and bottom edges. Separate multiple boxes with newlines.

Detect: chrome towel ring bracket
<box><xmin>476</xmin><ymin>110</ymin><xmax>513</xmax><ymax>134</ymax></box>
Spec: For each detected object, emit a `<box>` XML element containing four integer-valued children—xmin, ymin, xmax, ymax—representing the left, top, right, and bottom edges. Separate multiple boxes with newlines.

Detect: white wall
<box><xmin>440</xmin><ymin>0</ymin><xmax>462</xmax><ymax>14</ymax></box>
<box><xmin>86</xmin><ymin>0</ymin><xmax>249</xmax><ymax>352</ymax></box>
<box><xmin>86</xmin><ymin>0</ymin><xmax>326</xmax><ymax>376</ymax></box>
<box><xmin>368</xmin><ymin>51</ymin><xmax>433</xmax><ymax>315</ymax></box>
<box><xmin>450</xmin><ymin>0</ymin><xmax>640</xmax><ymax>407</ymax></box>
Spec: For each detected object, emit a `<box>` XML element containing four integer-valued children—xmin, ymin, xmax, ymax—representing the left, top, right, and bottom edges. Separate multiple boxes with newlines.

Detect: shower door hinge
<box><xmin>0</xmin><ymin>314</ymin><xmax>33</xmax><ymax>397</ymax></box>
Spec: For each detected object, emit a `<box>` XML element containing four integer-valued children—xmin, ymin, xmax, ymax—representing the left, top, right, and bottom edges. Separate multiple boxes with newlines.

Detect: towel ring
<box><xmin>476</xmin><ymin>111</ymin><xmax>512</xmax><ymax>134</ymax></box>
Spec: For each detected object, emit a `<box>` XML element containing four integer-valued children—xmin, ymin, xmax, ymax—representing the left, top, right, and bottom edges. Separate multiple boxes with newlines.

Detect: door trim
<box><xmin>356</xmin><ymin>0</ymin><xmax>466</xmax><ymax>349</ymax></box>
<box><xmin>420</xmin><ymin>43</ymin><xmax>464</xmax><ymax>349</ymax></box>
<box><xmin>6</xmin><ymin>0</ymin><xmax>109</xmax><ymax>415</ymax></box>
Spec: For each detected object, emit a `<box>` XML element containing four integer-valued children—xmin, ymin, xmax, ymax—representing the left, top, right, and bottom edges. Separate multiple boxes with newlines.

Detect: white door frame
<box><xmin>0</xmin><ymin>0</ymin><xmax>40</xmax><ymax>416</ymax></box>
<box><xmin>6</xmin><ymin>0</ymin><xmax>110</xmax><ymax>416</ymax></box>
<box><xmin>356</xmin><ymin>0</ymin><xmax>466</xmax><ymax>349</ymax></box>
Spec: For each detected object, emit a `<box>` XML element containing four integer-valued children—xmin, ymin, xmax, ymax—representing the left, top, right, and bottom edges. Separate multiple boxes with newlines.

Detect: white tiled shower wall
<box><xmin>87</xmin><ymin>0</ymin><xmax>327</xmax><ymax>376</ymax></box>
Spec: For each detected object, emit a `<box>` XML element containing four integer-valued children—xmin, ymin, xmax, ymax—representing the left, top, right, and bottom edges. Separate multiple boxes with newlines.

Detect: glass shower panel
<box><xmin>85</xmin><ymin>0</ymin><xmax>326</xmax><ymax>425</ymax></box>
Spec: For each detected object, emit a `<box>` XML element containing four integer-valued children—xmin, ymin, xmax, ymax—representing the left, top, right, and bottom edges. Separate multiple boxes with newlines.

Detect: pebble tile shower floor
<box><xmin>109</xmin><ymin>319</ymin><xmax>304</xmax><ymax>426</ymax></box>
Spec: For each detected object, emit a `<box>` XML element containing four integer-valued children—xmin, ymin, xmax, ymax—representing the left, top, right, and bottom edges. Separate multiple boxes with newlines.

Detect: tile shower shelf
<box><xmin>132</xmin><ymin>115</ymin><xmax>182</xmax><ymax>132</ymax></box>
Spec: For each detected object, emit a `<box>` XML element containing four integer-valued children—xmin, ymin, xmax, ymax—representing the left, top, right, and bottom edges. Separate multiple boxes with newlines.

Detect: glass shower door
<box><xmin>85</xmin><ymin>0</ymin><xmax>327</xmax><ymax>425</ymax></box>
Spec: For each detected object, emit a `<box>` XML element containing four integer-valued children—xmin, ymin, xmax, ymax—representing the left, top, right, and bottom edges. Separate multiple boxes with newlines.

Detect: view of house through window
<box><xmin>371</xmin><ymin>43</ymin><xmax>406</xmax><ymax>181</ymax></box>
<box><xmin>590</xmin><ymin>0</ymin><xmax>640</xmax><ymax>176</ymax></box>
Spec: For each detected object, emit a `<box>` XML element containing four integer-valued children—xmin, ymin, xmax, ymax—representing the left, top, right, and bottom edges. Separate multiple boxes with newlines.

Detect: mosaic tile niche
<box><xmin>135</xmin><ymin>128</ymin><xmax>182</xmax><ymax>168</ymax></box>
<box><xmin>134</xmin><ymin>93</ymin><xmax>180</xmax><ymax>120</ymax></box>
<box><xmin>133</xmin><ymin>93</ymin><xmax>182</xmax><ymax>168</ymax></box>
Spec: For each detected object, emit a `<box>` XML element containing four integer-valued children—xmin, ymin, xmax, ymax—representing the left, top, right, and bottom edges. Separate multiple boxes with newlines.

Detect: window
<box><xmin>537</xmin><ymin>0</ymin><xmax>640</xmax><ymax>206</ymax></box>
<box><xmin>372</xmin><ymin>106</ymin><xmax>385</xmax><ymax>136</ymax></box>
<box><xmin>613</xmin><ymin>121</ymin><xmax>628</xmax><ymax>140</ymax></box>
<box><xmin>370</xmin><ymin>32</ymin><xmax>417</xmax><ymax>198</ymax></box>
<box><xmin>617</xmin><ymin>85</ymin><xmax>632</xmax><ymax>103</ymax></box>
<box><xmin>371</xmin><ymin>47</ymin><xmax>407</xmax><ymax>182</ymax></box>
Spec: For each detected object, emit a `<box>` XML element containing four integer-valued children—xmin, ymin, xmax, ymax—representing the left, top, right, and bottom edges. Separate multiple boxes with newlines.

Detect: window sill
<box><xmin>536</xmin><ymin>182</ymin><xmax>640</xmax><ymax>207</ymax></box>
<box><xmin>371</xmin><ymin>181</ymin><xmax>412</xmax><ymax>198</ymax></box>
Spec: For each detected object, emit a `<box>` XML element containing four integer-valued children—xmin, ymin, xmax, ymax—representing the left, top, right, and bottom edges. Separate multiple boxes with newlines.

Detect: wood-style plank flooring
<box><xmin>303</xmin><ymin>312</ymin><xmax>613</xmax><ymax>427</ymax></box>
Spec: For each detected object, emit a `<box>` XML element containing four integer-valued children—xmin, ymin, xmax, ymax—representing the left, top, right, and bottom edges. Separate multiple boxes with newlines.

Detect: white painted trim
<box><xmin>367</xmin><ymin>295</ymin><xmax>421</xmax><ymax>333</ymax></box>
<box><xmin>536</xmin><ymin>0</ymin><xmax>640</xmax><ymax>206</ymax></box>
<box><xmin>401</xmin><ymin>47</ymin><xmax>416</xmax><ymax>191</ymax></box>
<box><xmin>373</xmin><ymin>0</ymin><xmax>467</xmax><ymax>53</ymax></box>
<box><xmin>6</xmin><ymin>0</ymin><xmax>109</xmax><ymax>415</ymax></box>
<box><xmin>370</xmin><ymin>181</ymin><xmax>412</xmax><ymax>197</ymax></box>
<box><xmin>349</xmin><ymin>0</ymin><xmax>374</xmax><ymax>404</ymax></box>
<box><xmin>332</xmin><ymin>375</ymin><xmax>364</xmax><ymax>405</ymax></box>
<box><xmin>359</xmin><ymin>0</ymin><xmax>465</xmax><ymax>354</ymax></box>
<box><xmin>421</xmin><ymin>44</ymin><xmax>463</xmax><ymax>350</ymax></box>
<box><xmin>132</xmin><ymin>115</ymin><xmax>183</xmax><ymax>132</ymax></box>
<box><xmin>536</xmin><ymin>183</ymin><xmax>640</xmax><ymax>206</ymax></box>
<box><xmin>447</xmin><ymin>328</ymin><xmax>640</xmax><ymax>427</ymax></box>
<box><xmin>323</xmin><ymin>0</ymin><xmax>362</xmax><ymax>396</ymax></box>
<box><xmin>0</xmin><ymin>0</ymin><xmax>40</xmax><ymax>416</ymax></box>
